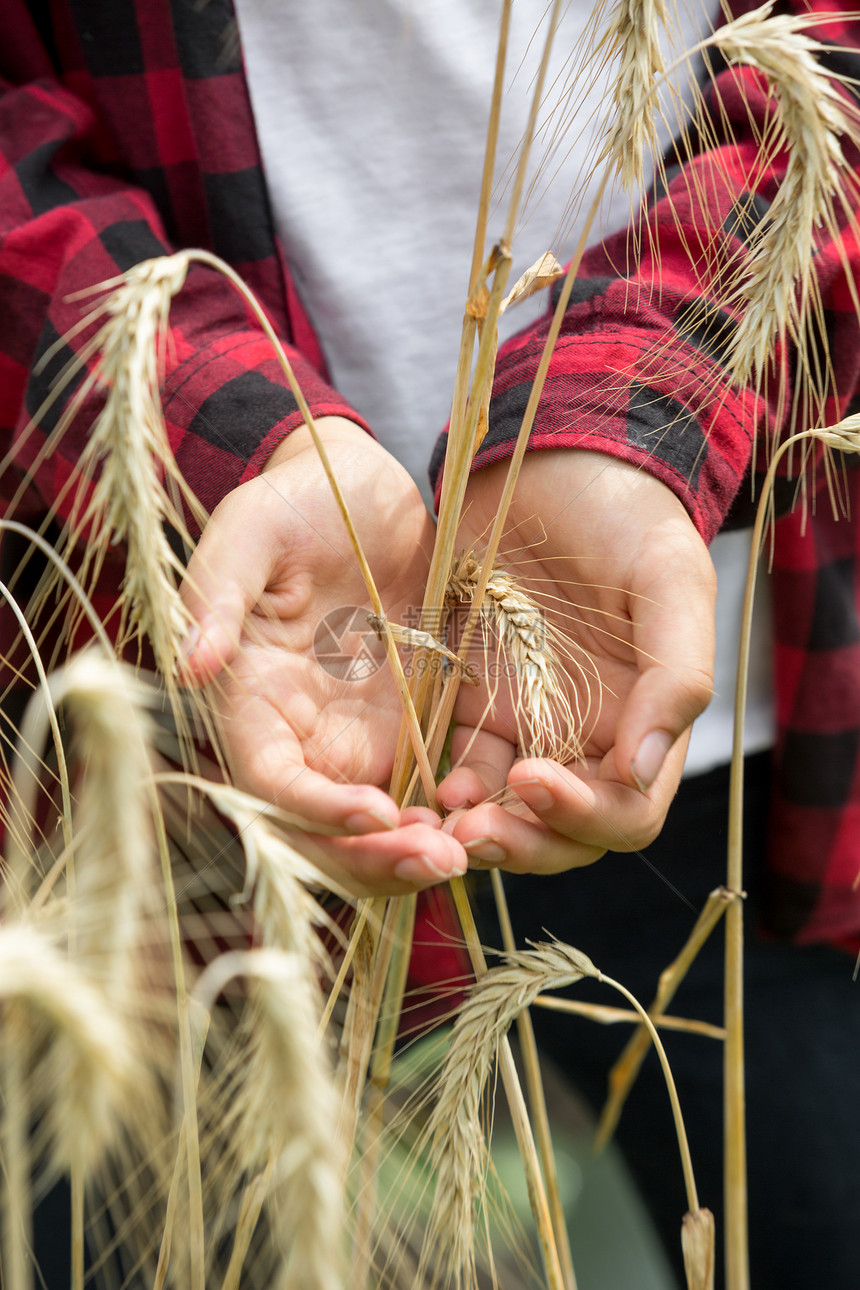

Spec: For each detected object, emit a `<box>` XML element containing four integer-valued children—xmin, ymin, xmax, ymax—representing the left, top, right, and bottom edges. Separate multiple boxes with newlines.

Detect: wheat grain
<box><xmin>447</xmin><ymin>551</ymin><xmax>585</xmax><ymax>763</ymax></box>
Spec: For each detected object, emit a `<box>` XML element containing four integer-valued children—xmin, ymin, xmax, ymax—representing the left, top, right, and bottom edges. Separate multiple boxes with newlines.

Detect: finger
<box><xmin>507</xmin><ymin>750</ymin><xmax>687</xmax><ymax>853</ymax></box>
<box><xmin>178</xmin><ymin>485</ymin><xmax>285</xmax><ymax>686</ymax></box>
<box><xmin>437</xmin><ymin>726</ymin><xmax>517</xmax><ymax>811</ymax></box>
<box><xmin>616</xmin><ymin>543</ymin><xmax>716</xmax><ymax>792</ymax></box>
<box><xmin>446</xmin><ymin>798</ymin><xmax>605</xmax><ymax>874</ymax></box>
<box><xmin>304</xmin><ymin>821</ymin><xmax>468</xmax><ymax>897</ymax></box>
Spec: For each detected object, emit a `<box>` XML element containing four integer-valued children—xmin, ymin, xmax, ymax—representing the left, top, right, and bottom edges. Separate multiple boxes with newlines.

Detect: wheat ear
<box><xmin>447</xmin><ymin>551</ymin><xmax>585</xmax><ymax>762</ymax></box>
<box><xmin>55</xmin><ymin>256</ymin><xmax>201</xmax><ymax>675</ymax></box>
<box><xmin>420</xmin><ymin>941</ymin><xmax>597</xmax><ymax>1288</ymax></box>
<box><xmin>192</xmin><ymin>948</ymin><xmax>344</xmax><ymax>1290</ymax></box>
<box><xmin>598</xmin><ymin>0</ymin><xmax>670</xmax><ymax>193</ymax></box>
<box><xmin>0</xmin><ymin>918</ymin><xmax>146</xmax><ymax>1179</ymax></box>
<box><xmin>711</xmin><ymin>2</ymin><xmax>860</xmax><ymax>382</ymax></box>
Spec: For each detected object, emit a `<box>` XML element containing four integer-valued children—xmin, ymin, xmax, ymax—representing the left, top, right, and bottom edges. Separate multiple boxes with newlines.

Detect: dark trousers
<box><xmin>479</xmin><ymin>753</ymin><xmax>860</xmax><ymax>1288</ymax></box>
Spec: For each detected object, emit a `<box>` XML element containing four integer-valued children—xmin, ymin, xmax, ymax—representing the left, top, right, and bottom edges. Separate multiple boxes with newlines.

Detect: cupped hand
<box><xmin>437</xmin><ymin>449</ymin><xmax>717</xmax><ymax>874</ymax></box>
<box><xmin>179</xmin><ymin>417</ymin><xmax>467</xmax><ymax>895</ymax></box>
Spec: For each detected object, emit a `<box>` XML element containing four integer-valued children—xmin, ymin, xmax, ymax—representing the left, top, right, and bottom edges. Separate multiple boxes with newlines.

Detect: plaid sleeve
<box><xmin>431</xmin><ymin>0</ymin><xmax>860</xmax><ymax>546</ymax></box>
<box><xmin>0</xmin><ymin>26</ymin><xmax>368</xmax><ymax>537</ymax></box>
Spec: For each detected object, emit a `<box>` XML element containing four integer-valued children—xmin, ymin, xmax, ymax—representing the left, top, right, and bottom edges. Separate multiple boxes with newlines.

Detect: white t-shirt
<box><xmin>234</xmin><ymin>0</ymin><xmax>774</xmax><ymax>774</ymax></box>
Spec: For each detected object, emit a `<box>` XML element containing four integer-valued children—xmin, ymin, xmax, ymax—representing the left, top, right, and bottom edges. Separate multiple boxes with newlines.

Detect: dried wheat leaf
<box><xmin>500</xmin><ymin>252</ymin><xmax>564</xmax><ymax>313</ymax></box>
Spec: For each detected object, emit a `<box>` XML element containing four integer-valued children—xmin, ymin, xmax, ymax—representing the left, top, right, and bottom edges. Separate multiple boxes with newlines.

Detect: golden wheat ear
<box><xmin>418</xmin><ymin>940</ymin><xmax>597</xmax><ymax>1289</ymax></box>
<box><xmin>710</xmin><ymin>5</ymin><xmax>860</xmax><ymax>386</ymax></box>
<box><xmin>191</xmin><ymin>948</ymin><xmax>345</xmax><ymax>1290</ymax></box>
<box><xmin>446</xmin><ymin>550</ymin><xmax>591</xmax><ymax>763</ymax></box>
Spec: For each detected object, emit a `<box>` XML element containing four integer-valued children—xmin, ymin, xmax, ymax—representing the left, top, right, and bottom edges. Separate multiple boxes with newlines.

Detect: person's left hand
<box><xmin>436</xmin><ymin>448</ymin><xmax>717</xmax><ymax>873</ymax></box>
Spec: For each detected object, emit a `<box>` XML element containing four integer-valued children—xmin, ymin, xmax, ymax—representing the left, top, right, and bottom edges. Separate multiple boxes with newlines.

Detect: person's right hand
<box><xmin>179</xmin><ymin>417</ymin><xmax>467</xmax><ymax>896</ymax></box>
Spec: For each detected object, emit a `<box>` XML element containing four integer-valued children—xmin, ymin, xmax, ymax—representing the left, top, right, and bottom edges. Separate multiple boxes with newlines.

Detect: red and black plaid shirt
<box><xmin>3</xmin><ymin>0</ymin><xmax>860</xmax><ymax>945</ymax></box>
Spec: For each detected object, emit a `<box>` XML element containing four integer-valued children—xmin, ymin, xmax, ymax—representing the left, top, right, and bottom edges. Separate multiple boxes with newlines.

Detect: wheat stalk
<box><xmin>595</xmin><ymin>885</ymin><xmax>736</xmax><ymax>1153</ymax></box>
<box><xmin>722</xmin><ymin>412</ymin><xmax>860</xmax><ymax>1289</ymax></box>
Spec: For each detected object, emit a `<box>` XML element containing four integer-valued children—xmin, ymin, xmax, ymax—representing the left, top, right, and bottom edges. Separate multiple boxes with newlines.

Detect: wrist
<box><xmin>263</xmin><ymin>415</ymin><xmax>371</xmax><ymax>471</ymax></box>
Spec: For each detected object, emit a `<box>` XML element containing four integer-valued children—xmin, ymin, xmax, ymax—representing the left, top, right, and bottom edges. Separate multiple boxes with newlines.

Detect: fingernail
<box><xmin>345</xmin><ymin>809</ymin><xmax>396</xmax><ymax>834</ymax></box>
<box><xmin>394</xmin><ymin>854</ymin><xmax>457</xmax><ymax>882</ymax></box>
<box><xmin>440</xmin><ymin>790</ymin><xmax>474</xmax><ymax>810</ymax></box>
<box><xmin>464</xmin><ymin>838</ymin><xmax>506</xmax><ymax>865</ymax></box>
<box><xmin>632</xmin><ymin>730</ymin><xmax>674</xmax><ymax>792</ymax></box>
<box><xmin>515</xmin><ymin>780</ymin><xmax>554</xmax><ymax>812</ymax></box>
<box><xmin>179</xmin><ymin>623</ymin><xmax>200</xmax><ymax>660</ymax></box>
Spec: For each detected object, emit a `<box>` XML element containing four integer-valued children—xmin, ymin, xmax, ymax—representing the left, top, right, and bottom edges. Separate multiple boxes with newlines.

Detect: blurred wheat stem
<box><xmin>319</xmin><ymin>899</ymin><xmax>371</xmax><ymax>1038</ymax></box>
<box><xmin>153</xmin><ymin>1000</ymin><xmax>208</xmax><ymax>1290</ymax></box>
<box><xmin>338</xmin><ymin>899</ymin><xmax>392</xmax><ymax>1154</ymax></box>
<box><xmin>595</xmin><ymin>885</ymin><xmax>736</xmax><ymax>1153</ymax></box>
<box><xmin>490</xmin><ymin>869</ymin><xmax>576</xmax><ymax>1290</ymax></box>
<box><xmin>725</xmin><ymin>414</ymin><xmax>860</xmax><ymax>1289</ymax></box>
<box><xmin>2</xmin><ymin>1037</ymin><xmax>28</xmax><ymax>1290</ymax></box>
<box><xmin>348</xmin><ymin>896</ymin><xmax>416</xmax><ymax>1289</ymax></box>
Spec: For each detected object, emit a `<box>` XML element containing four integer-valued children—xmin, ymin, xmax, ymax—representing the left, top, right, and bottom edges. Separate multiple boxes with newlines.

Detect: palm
<box><xmin>214</xmin><ymin>514</ymin><xmax>432</xmax><ymax>803</ymax></box>
<box><xmin>182</xmin><ymin>420</ymin><xmax>437</xmax><ymax>830</ymax></box>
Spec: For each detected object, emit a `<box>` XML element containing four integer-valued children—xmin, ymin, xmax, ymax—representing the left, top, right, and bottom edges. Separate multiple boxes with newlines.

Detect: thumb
<box><xmin>178</xmin><ymin>489</ymin><xmax>277</xmax><ymax>686</ymax></box>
